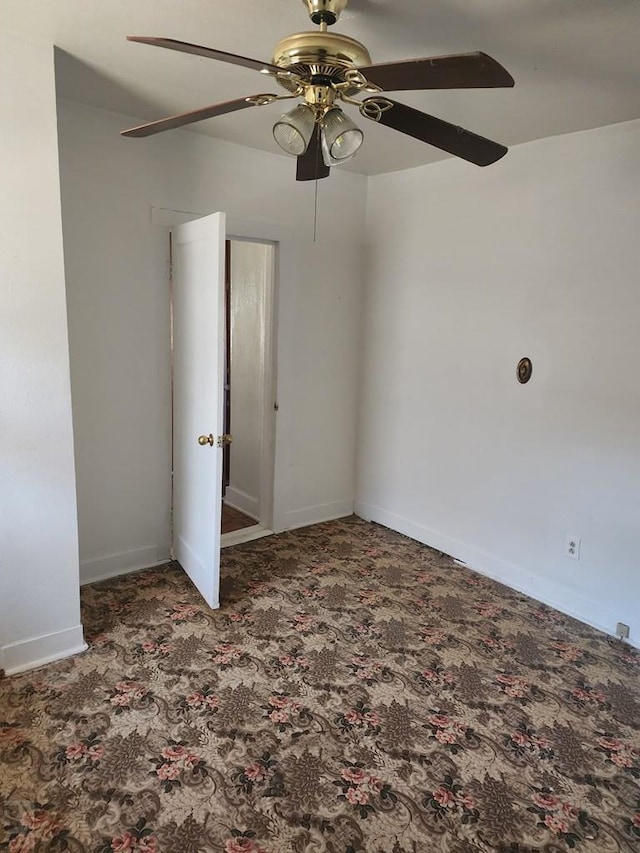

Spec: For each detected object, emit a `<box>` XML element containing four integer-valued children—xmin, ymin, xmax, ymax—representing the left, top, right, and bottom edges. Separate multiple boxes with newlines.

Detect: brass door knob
<box><xmin>198</xmin><ymin>434</ymin><xmax>233</xmax><ymax>447</ymax></box>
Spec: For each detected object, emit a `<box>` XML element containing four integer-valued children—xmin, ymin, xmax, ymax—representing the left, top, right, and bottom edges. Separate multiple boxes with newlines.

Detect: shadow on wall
<box><xmin>54</xmin><ymin>48</ymin><xmax>172</xmax><ymax>119</ymax></box>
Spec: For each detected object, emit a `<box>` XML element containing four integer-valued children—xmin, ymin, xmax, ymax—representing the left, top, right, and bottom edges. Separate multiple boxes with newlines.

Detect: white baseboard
<box><xmin>3</xmin><ymin>624</ymin><xmax>88</xmax><ymax>676</ymax></box>
<box><xmin>80</xmin><ymin>545</ymin><xmax>169</xmax><ymax>585</ymax></box>
<box><xmin>354</xmin><ymin>500</ymin><xmax>639</xmax><ymax>649</ymax></box>
<box><xmin>224</xmin><ymin>486</ymin><xmax>259</xmax><ymax>521</ymax></box>
<box><xmin>284</xmin><ymin>498</ymin><xmax>354</xmax><ymax>531</ymax></box>
<box><xmin>221</xmin><ymin>525</ymin><xmax>273</xmax><ymax>548</ymax></box>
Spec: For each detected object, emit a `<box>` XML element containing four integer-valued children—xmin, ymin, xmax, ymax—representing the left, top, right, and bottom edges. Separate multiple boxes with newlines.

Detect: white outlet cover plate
<box><xmin>566</xmin><ymin>535</ymin><xmax>581</xmax><ymax>560</ymax></box>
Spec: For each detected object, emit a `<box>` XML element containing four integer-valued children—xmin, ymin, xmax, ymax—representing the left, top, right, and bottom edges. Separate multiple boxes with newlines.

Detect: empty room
<box><xmin>1</xmin><ymin>0</ymin><xmax>639</xmax><ymax>850</ymax></box>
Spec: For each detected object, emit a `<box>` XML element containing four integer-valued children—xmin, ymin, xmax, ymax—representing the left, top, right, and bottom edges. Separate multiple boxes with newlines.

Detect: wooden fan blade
<box><xmin>121</xmin><ymin>95</ymin><xmax>277</xmax><ymax>138</ymax></box>
<box><xmin>127</xmin><ymin>36</ymin><xmax>282</xmax><ymax>75</ymax></box>
<box><xmin>365</xmin><ymin>99</ymin><xmax>507</xmax><ymax>166</ymax></box>
<box><xmin>296</xmin><ymin>125</ymin><xmax>330</xmax><ymax>181</ymax></box>
<box><xmin>360</xmin><ymin>52</ymin><xmax>514</xmax><ymax>91</ymax></box>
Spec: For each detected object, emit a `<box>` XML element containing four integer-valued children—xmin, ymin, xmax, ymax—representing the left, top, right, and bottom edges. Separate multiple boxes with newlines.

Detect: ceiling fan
<box><xmin>121</xmin><ymin>0</ymin><xmax>514</xmax><ymax>181</ymax></box>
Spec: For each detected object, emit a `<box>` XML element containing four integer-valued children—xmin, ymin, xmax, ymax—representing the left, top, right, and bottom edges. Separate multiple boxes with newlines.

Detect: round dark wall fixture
<box><xmin>517</xmin><ymin>357</ymin><xmax>533</xmax><ymax>384</ymax></box>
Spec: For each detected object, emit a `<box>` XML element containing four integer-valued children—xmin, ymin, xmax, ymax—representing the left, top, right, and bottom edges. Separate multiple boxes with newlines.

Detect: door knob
<box><xmin>198</xmin><ymin>434</ymin><xmax>232</xmax><ymax>447</ymax></box>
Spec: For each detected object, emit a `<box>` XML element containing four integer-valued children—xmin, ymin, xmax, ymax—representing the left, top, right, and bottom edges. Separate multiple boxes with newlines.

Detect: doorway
<box><xmin>170</xmin><ymin>213</ymin><xmax>226</xmax><ymax>607</ymax></box>
<box><xmin>220</xmin><ymin>237</ymin><xmax>276</xmax><ymax>544</ymax></box>
<box><xmin>165</xmin><ymin>210</ymin><xmax>278</xmax><ymax>577</ymax></box>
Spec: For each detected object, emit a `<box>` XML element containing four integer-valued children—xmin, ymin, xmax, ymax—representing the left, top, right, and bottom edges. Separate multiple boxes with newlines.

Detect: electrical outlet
<box><xmin>565</xmin><ymin>535</ymin><xmax>581</xmax><ymax>560</ymax></box>
<box><xmin>616</xmin><ymin>622</ymin><xmax>630</xmax><ymax>640</ymax></box>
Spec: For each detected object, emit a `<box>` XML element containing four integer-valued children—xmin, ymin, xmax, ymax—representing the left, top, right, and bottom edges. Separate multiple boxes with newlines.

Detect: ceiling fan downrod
<box><xmin>302</xmin><ymin>0</ymin><xmax>349</xmax><ymax>27</ymax></box>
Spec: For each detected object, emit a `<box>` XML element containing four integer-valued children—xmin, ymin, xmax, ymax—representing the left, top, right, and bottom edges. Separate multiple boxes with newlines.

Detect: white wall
<box><xmin>0</xmin><ymin>33</ymin><xmax>85</xmax><ymax>673</ymax></box>
<box><xmin>226</xmin><ymin>240</ymin><xmax>271</xmax><ymax>521</ymax></box>
<box><xmin>56</xmin><ymin>100</ymin><xmax>366</xmax><ymax>583</ymax></box>
<box><xmin>357</xmin><ymin>119</ymin><xmax>640</xmax><ymax>645</ymax></box>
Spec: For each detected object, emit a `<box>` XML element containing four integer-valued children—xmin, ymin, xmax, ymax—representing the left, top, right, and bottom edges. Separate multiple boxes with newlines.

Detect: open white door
<box><xmin>172</xmin><ymin>212</ymin><xmax>226</xmax><ymax>609</ymax></box>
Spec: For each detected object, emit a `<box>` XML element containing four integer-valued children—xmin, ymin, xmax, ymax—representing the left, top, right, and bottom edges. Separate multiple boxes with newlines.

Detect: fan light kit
<box><xmin>122</xmin><ymin>0</ymin><xmax>515</xmax><ymax>181</ymax></box>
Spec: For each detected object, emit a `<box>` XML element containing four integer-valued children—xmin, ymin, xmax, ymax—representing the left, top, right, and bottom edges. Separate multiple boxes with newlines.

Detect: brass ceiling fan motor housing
<box><xmin>301</xmin><ymin>0</ymin><xmax>349</xmax><ymax>26</ymax></box>
<box><xmin>272</xmin><ymin>31</ymin><xmax>371</xmax><ymax>92</ymax></box>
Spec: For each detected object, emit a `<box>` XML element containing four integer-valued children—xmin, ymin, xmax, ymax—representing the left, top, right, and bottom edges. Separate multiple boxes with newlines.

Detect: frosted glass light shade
<box><xmin>321</xmin><ymin>107</ymin><xmax>363</xmax><ymax>165</ymax></box>
<box><xmin>273</xmin><ymin>104</ymin><xmax>316</xmax><ymax>156</ymax></box>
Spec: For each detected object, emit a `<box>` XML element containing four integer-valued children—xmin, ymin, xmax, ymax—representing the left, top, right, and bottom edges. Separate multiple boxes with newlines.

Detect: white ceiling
<box><xmin>2</xmin><ymin>0</ymin><xmax>639</xmax><ymax>175</ymax></box>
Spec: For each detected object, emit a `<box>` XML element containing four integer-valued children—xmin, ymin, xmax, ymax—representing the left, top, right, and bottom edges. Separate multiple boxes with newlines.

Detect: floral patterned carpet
<box><xmin>1</xmin><ymin>517</ymin><xmax>639</xmax><ymax>852</ymax></box>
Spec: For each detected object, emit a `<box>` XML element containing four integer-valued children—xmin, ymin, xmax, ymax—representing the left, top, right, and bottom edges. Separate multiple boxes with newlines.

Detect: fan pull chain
<box><xmin>313</xmin><ymin>177</ymin><xmax>319</xmax><ymax>242</ymax></box>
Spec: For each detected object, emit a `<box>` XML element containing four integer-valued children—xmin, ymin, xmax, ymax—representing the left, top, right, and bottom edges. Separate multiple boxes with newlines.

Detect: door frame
<box><xmin>152</xmin><ymin>207</ymin><xmax>279</xmax><ymax>550</ymax></box>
